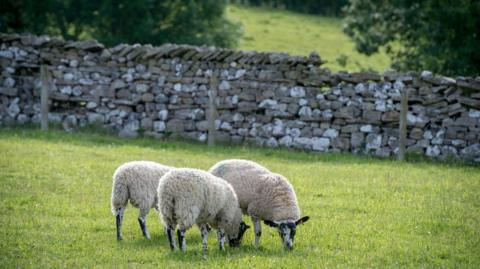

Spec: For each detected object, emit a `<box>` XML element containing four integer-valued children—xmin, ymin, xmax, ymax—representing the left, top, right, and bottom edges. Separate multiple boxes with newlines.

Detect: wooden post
<box><xmin>397</xmin><ymin>88</ymin><xmax>408</xmax><ymax>161</ymax></box>
<box><xmin>40</xmin><ymin>65</ymin><xmax>50</xmax><ymax>131</ymax></box>
<box><xmin>207</xmin><ymin>76</ymin><xmax>218</xmax><ymax>147</ymax></box>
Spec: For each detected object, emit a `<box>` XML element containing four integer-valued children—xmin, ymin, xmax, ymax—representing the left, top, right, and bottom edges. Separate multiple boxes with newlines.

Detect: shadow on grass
<box><xmin>0</xmin><ymin>125</ymin><xmax>477</xmax><ymax>168</ymax></box>
<box><xmin>163</xmin><ymin>244</ymin><xmax>296</xmax><ymax>262</ymax></box>
<box><xmin>114</xmin><ymin>229</ymin><xmax>295</xmax><ymax>261</ymax></box>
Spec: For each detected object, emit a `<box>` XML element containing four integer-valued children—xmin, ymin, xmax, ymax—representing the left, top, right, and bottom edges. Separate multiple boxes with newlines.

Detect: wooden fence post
<box><xmin>40</xmin><ymin>65</ymin><xmax>50</xmax><ymax>131</ymax></box>
<box><xmin>397</xmin><ymin>88</ymin><xmax>408</xmax><ymax>161</ymax></box>
<box><xmin>207</xmin><ymin>76</ymin><xmax>218</xmax><ymax>147</ymax></box>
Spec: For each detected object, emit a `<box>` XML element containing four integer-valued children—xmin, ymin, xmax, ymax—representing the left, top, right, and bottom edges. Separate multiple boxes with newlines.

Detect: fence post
<box><xmin>397</xmin><ymin>88</ymin><xmax>408</xmax><ymax>161</ymax></box>
<box><xmin>40</xmin><ymin>65</ymin><xmax>50</xmax><ymax>131</ymax></box>
<box><xmin>207</xmin><ymin>76</ymin><xmax>218</xmax><ymax>147</ymax></box>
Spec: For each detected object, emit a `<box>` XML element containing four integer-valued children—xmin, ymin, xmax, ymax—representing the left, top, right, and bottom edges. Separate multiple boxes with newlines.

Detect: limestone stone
<box><xmin>351</xmin><ymin>132</ymin><xmax>364</xmax><ymax>148</ymax></box>
<box><xmin>287</xmin><ymin>128</ymin><xmax>301</xmax><ymax>138</ymax></box>
<box><xmin>335</xmin><ymin>106</ymin><xmax>359</xmax><ymax>119</ymax></box>
<box><xmin>366</xmin><ymin>133</ymin><xmax>382</xmax><ymax>150</ymax></box>
<box><xmin>87</xmin><ymin>113</ymin><xmax>104</xmax><ymax>124</ymax></box>
<box><xmin>153</xmin><ymin>121</ymin><xmax>166</xmax><ymax>132</ymax></box>
<box><xmin>426</xmin><ymin>145</ymin><xmax>441</xmax><ymax>157</ymax></box>
<box><xmin>141</xmin><ymin>117</ymin><xmax>153</xmax><ymax>130</ymax></box>
<box><xmin>409</xmin><ymin>128</ymin><xmax>423</xmax><ymax>140</ymax></box>
<box><xmin>266</xmin><ymin>137</ymin><xmax>278</xmax><ymax>148</ymax></box>
<box><xmin>136</xmin><ymin>84</ymin><xmax>149</xmax><ymax>93</ymax></box>
<box><xmin>293</xmin><ymin>137</ymin><xmax>312</xmax><ymax>149</ymax></box>
<box><xmin>259</xmin><ymin>99</ymin><xmax>278</xmax><ymax>109</ymax></box>
<box><xmin>460</xmin><ymin>144</ymin><xmax>480</xmax><ymax>160</ymax></box>
<box><xmin>16</xmin><ymin>114</ymin><xmax>29</xmax><ymax>125</ymax></box>
<box><xmin>312</xmin><ymin>137</ymin><xmax>330</xmax><ymax>151</ymax></box>
<box><xmin>219</xmin><ymin>80</ymin><xmax>230</xmax><ymax>91</ymax></box>
<box><xmin>341</xmin><ymin>124</ymin><xmax>358</xmax><ymax>133</ymax></box>
<box><xmin>279</xmin><ymin>136</ymin><xmax>293</xmax><ymax>147</ymax></box>
<box><xmin>298</xmin><ymin>106</ymin><xmax>312</xmax><ymax>118</ymax></box>
<box><xmin>375</xmin><ymin>147</ymin><xmax>391</xmax><ymax>157</ymax></box>
<box><xmin>220</xmin><ymin>122</ymin><xmax>232</xmax><ymax>131</ymax></box>
<box><xmin>362</xmin><ymin>110</ymin><xmax>382</xmax><ymax>123</ymax></box>
<box><xmin>323</xmin><ymin>128</ymin><xmax>339</xmax><ymax>138</ymax></box>
<box><xmin>290</xmin><ymin>86</ymin><xmax>305</xmax><ymax>98</ymax></box>
<box><xmin>360</xmin><ymin>124</ymin><xmax>373</xmax><ymax>133</ymax></box>
<box><xmin>382</xmin><ymin>110</ymin><xmax>399</xmax><ymax>122</ymax></box>
<box><xmin>166</xmin><ymin>119</ymin><xmax>184</xmax><ymax>132</ymax></box>
<box><xmin>158</xmin><ymin>110</ymin><xmax>168</xmax><ymax>121</ymax></box>
<box><xmin>7</xmin><ymin>102</ymin><xmax>20</xmax><ymax>117</ymax></box>
<box><xmin>86</xmin><ymin>101</ymin><xmax>97</xmax><ymax>109</ymax></box>
<box><xmin>119</xmin><ymin>128</ymin><xmax>138</xmax><ymax>138</ymax></box>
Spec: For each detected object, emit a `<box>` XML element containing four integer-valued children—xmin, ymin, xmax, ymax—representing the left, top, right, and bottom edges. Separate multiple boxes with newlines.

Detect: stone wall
<box><xmin>1</xmin><ymin>33</ymin><xmax>479</xmax><ymax>161</ymax></box>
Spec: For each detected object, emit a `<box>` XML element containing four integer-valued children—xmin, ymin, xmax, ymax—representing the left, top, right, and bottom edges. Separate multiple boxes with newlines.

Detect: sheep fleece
<box><xmin>158</xmin><ymin>168</ymin><xmax>242</xmax><ymax>237</ymax></box>
<box><xmin>209</xmin><ymin>159</ymin><xmax>300</xmax><ymax>221</ymax></box>
<box><xmin>111</xmin><ymin>161</ymin><xmax>172</xmax><ymax>214</ymax></box>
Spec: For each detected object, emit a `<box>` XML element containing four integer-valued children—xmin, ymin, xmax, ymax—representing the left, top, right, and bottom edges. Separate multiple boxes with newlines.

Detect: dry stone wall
<box><xmin>1</xmin><ymin>33</ymin><xmax>479</xmax><ymax>162</ymax></box>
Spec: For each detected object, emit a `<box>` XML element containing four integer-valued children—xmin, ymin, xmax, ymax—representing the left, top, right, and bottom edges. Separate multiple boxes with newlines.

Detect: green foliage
<box><xmin>0</xmin><ymin>0</ymin><xmax>240</xmax><ymax>47</ymax></box>
<box><xmin>1</xmin><ymin>128</ymin><xmax>479</xmax><ymax>267</ymax></box>
<box><xmin>227</xmin><ymin>5</ymin><xmax>391</xmax><ymax>72</ymax></box>
<box><xmin>233</xmin><ymin>0</ymin><xmax>348</xmax><ymax>16</ymax></box>
<box><xmin>343</xmin><ymin>0</ymin><xmax>480</xmax><ymax>75</ymax></box>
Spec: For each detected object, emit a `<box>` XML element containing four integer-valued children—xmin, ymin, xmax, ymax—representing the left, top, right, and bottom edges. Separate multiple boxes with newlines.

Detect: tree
<box><xmin>343</xmin><ymin>0</ymin><xmax>480</xmax><ymax>76</ymax></box>
<box><xmin>0</xmin><ymin>0</ymin><xmax>241</xmax><ymax>48</ymax></box>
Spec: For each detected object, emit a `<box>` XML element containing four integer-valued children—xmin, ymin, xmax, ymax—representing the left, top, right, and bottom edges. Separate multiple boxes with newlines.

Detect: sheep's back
<box><xmin>113</xmin><ymin>161</ymin><xmax>171</xmax><ymax>208</ymax></box>
<box><xmin>209</xmin><ymin>159</ymin><xmax>300</xmax><ymax>221</ymax></box>
<box><xmin>209</xmin><ymin>159</ymin><xmax>270</xmax><ymax>211</ymax></box>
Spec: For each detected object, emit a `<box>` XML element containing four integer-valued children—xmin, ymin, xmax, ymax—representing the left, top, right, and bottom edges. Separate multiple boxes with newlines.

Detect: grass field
<box><xmin>226</xmin><ymin>5</ymin><xmax>391</xmax><ymax>72</ymax></box>
<box><xmin>0</xmin><ymin>128</ymin><xmax>479</xmax><ymax>268</ymax></box>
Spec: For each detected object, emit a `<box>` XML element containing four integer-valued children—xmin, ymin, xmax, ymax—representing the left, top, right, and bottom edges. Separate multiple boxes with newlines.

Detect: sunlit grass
<box><xmin>226</xmin><ymin>5</ymin><xmax>391</xmax><ymax>72</ymax></box>
<box><xmin>0</xmin><ymin>127</ymin><xmax>479</xmax><ymax>268</ymax></box>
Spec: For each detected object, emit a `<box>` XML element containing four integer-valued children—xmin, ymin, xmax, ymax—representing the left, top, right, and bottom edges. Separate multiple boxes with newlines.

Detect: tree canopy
<box><xmin>0</xmin><ymin>0</ymin><xmax>240</xmax><ymax>48</ymax></box>
<box><xmin>343</xmin><ymin>0</ymin><xmax>480</xmax><ymax>75</ymax></box>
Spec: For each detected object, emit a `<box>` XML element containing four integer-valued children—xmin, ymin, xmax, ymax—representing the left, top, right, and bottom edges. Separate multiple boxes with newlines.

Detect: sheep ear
<box><xmin>264</xmin><ymin>220</ymin><xmax>278</xmax><ymax>227</ymax></box>
<box><xmin>295</xmin><ymin>216</ymin><xmax>310</xmax><ymax>225</ymax></box>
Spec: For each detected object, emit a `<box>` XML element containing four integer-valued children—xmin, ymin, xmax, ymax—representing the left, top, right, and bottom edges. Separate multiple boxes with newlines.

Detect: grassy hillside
<box><xmin>1</xmin><ymin>128</ymin><xmax>479</xmax><ymax>268</ymax></box>
<box><xmin>226</xmin><ymin>5</ymin><xmax>391</xmax><ymax>72</ymax></box>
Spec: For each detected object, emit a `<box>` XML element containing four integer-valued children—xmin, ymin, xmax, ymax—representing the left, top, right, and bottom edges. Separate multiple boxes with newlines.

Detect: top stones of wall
<box><xmin>0</xmin><ymin>33</ymin><xmax>325</xmax><ymax>66</ymax></box>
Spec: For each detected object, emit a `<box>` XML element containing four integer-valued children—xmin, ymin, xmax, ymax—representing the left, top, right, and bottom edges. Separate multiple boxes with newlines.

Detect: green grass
<box><xmin>226</xmin><ymin>5</ymin><xmax>391</xmax><ymax>72</ymax></box>
<box><xmin>0</xmin><ymin>127</ymin><xmax>479</xmax><ymax>268</ymax></box>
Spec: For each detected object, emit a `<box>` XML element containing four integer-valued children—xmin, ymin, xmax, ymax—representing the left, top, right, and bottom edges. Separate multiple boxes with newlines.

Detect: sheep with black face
<box><xmin>209</xmin><ymin>159</ymin><xmax>309</xmax><ymax>250</ymax></box>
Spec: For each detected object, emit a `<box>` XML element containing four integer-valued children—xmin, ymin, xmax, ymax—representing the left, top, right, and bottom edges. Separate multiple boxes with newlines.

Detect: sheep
<box><xmin>209</xmin><ymin>159</ymin><xmax>309</xmax><ymax>250</ymax></box>
<box><xmin>111</xmin><ymin>161</ymin><xmax>173</xmax><ymax>240</ymax></box>
<box><xmin>158</xmin><ymin>168</ymin><xmax>250</xmax><ymax>254</ymax></box>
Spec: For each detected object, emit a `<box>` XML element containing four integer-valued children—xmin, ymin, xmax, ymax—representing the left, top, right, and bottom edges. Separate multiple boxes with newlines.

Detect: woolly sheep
<box><xmin>158</xmin><ymin>168</ymin><xmax>250</xmax><ymax>254</ymax></box>
<box><xmin>111</xmin><ymin>161</ymin><xmax>173</xmax><ymax>240</ymax></box>
<box><xmin>209</xmin><ymin>159</ymin><xmax>309</xmax><ymax>250</ymax></box>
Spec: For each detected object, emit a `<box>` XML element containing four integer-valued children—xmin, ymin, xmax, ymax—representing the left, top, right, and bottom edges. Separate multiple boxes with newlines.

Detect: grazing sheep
<box><xmin>111</xmin><ymin>161</ymin><xmax>173</xmax><ymax>240</ymax></box>
<box><xmin>158</xmin><ymin>168</ymin><xmax>250</xmax><ymax>254</ymax></box>
<box><xmin>209</xmin><ymin>159</ymin><xmax>309</xmax><ymax>250</ymax></box>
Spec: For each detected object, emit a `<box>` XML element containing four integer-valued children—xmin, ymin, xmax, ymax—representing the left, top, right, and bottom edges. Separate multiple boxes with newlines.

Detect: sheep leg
<box><xmin>115</xmin><ymin>208</ymin><xmax>124</xmax><ymax>241</ymax></box>
<box><xmin>138</xmin><ymin>207</ymin><xmax>151</xmax><ymax>239</ymax></box>
<box><xmin>177</xmin><ymin>229</ymin><xmax>186</xmax><ymax>252</ymax></box>
<box><xmin>200</xmin><ymin>224</ymin><xmax>210</xmax><ymax>256</ymax></box>
<box><xmin>165</xmin><ymin>226</ymin><xmax>176</xmax><ymax>250</ymax></box>
<box><xmin>217</xmin><ymin>228</ymin><xmax>226</xmax><ymax>251</ymax></box>
<box><xmin>138</xmin><ymin>216</ymin><xmax>151</xmax><ymax>240</ymax></box>
<box><xmin>253</xmin><ymin>218</ymin><xmax>262</xmax><ymax>246</ymax></box>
